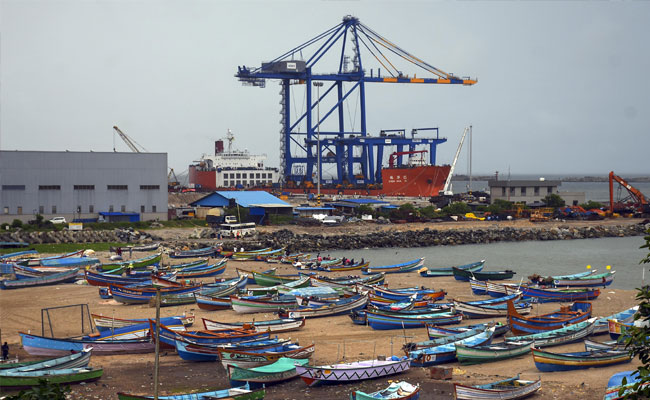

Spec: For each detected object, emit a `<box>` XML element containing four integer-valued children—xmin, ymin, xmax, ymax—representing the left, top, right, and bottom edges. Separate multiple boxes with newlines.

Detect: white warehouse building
<box><xmin>0</xmin><ymin>151</ymin><xmax>168</xmax><ymax>224</ymax></box>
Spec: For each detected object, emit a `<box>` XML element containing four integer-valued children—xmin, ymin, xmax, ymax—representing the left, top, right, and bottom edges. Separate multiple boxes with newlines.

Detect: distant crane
<box><xmin>440</xmin><ymin>126</ymin><xmax>471</xmax><ymax>196</ymax></box>
<box><xmin>113</xmin><ymin>126</ymin><xmax>147</xmax><ymax>153</ymax></box>
<box><xmin>608</xmin><ymin>171</ymin><xmax>649</xmax><ymax>216</ymax></box>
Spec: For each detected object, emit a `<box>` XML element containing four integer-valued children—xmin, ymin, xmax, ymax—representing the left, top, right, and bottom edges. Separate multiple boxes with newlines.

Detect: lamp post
<box><xmin>313</xmin><ymin>81</ymin><xmax>323</xmax><ymax>206</ymax></box>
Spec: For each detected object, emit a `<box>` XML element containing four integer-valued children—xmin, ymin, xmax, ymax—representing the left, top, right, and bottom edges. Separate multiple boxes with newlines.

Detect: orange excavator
<box><xmin>608</xmin><ymin>171</ymin><xmax>650</xmax><ymax>217</ymax></box>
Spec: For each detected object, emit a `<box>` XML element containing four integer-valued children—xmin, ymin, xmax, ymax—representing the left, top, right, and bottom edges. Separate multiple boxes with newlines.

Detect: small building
<box><xmin>190</xmin><ymin>190</ymin><xmax>293</xmax><ymax>224</ymax></box>
<box><xmin>488</xmin><ymin>179</ymin><xmax>561</xmax><ymax>205</ymax></box>
<box><xmin>328</xmin><ymin>198</ymin><xmax>392</xmax><ymax>215</ymax></box>
<box><xmin>294</xmin><ymin>206</ymin><xmax>335</xmax><ymax>218</ymax></box>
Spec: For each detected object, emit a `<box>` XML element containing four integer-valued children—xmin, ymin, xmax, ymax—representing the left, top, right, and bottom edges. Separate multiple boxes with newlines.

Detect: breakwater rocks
<box><xmin>255</xmin><ymin>223</ymin><xmax>650</xmax><ymax>252</ymax></box>
<box><xmin>0</xmin><ymin>228</ymin><xmax>162</xmax><ymax>245</ymax></box>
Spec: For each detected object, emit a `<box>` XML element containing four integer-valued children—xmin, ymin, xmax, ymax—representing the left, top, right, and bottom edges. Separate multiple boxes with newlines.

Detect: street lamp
<box><xmin>313</xmin><ymin>81</ymin><xmax>323</xmax><ymax>206</ymax></box>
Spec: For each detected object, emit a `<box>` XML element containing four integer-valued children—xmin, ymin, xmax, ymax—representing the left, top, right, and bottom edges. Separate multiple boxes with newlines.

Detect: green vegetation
<box><xmin>485</xmin><ymin>199</ymin><xmax>513</xmax><ymax>215</ymax></box>
<box><xmin>580</xmin><ymin>200</ymin><xmax>604</xmax><ymax>210</ymax></box>
<box><xmin>543</xmin><ymin>193</ymin><xmax>566</xmax><ymax>208</ymax></box>
<box><xmin>5</xmin><ymin>379</ymin><xmax>70</xmax><ymax>400</ymax></box>
<box><xmin>268</xmin><ymin>214</ymin><xmax>294</xmax><ymax>225</ymax></box>
<box><xmin>620</xmin><ymin>228</ymin><xmax>650</xmax><ymax>398</ymax></box>
<box><xmin>442</xmin><ymin>202</ymin><xmax>471</xmax><ymax>216</ymax></box>
<box><xmin>0</xmin><ymin>242</ymin><xmax>127</xmax><ymax>256</ymax></box>
<box><xmin>355</xmin><ymin>205</ymin><xmax>375</xmax><ymax>217</ymax></box>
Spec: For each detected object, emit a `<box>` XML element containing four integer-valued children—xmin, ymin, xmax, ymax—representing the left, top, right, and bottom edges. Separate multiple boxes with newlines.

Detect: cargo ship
<box><xmin>188</xmin><ymin>130</ymin><xmax>280</xmax><ymax>191</ymax></box>
<box><xmin>188</xmin><ymin>131</ymin><xmax>451</xmax><ymax>197</ymax></box>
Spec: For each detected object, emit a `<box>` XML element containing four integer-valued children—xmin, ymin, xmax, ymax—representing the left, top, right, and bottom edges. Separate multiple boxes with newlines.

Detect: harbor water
<box><xmin>325</xmin><ymin>235</ymin><xmax>649</xmax><ymax>290</ymax></box>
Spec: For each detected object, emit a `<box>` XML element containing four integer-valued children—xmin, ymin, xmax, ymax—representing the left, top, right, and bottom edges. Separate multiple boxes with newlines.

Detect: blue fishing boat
<box><xmin>362</xmin><ymin>258</ymin><xmax>425</xmax><ymax>275</ymax></box>
<box><xmin>169</xmin><ymin>246</ymin><xmax>218</xmax><ymax>258</ymax></box>
<box><xmin>531</xmin><ymin>346</ymin><xmax>632</xmax><ymax>372</ymax></box>
<box><xmin>109</xmin><ymin>284</ymin><xmax>202</xmax><ymax>304</ymax></box>
<box><xmin>365</xmin><ymin>310</ymin><xmax>462</xmax><ymax>330</ymax></box>
<box><xmin>1</xmin><ymin>268</ymin><xmax>79</xmax><ymax>289</ymax></box>
<box><xmin>408</xmin><ymin>326</ymin><xmax>495</xmax><ymax>367</ymax></box>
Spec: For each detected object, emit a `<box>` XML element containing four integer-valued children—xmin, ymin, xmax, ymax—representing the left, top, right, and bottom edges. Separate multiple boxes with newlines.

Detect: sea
<box><xmin>324</xmin><ymin>235</ymin><xmax>649</xmax><ymax>291</ymax></box>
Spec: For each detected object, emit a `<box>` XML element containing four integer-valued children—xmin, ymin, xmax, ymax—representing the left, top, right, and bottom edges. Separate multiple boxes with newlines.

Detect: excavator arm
<box><xmin>609</xmin><ymin>171</ymin><xmax>649</xmax><ymax>215</ymax></box>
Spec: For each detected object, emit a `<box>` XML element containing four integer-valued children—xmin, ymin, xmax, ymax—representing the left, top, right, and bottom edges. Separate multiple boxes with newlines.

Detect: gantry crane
<box><xmin>236</xmin><ymin>15</ymin><xmax>476</xmax><ymax>188</ymax></box>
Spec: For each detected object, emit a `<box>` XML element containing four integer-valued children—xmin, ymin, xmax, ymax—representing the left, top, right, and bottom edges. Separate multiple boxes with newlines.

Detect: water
<box><xmin>323</xmin><ymin>235</ymin><xmax>649</xmax><ymax>290</ymax></box>
<box><xmin>452</xmin><ymin>178</ymin><xmax>650</xmax><ymax>203</ymax></box>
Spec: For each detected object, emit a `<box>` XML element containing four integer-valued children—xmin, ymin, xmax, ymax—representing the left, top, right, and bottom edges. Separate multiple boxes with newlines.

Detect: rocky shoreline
<box><xmin>255</xmin><ymin>223</ymin><xmax>649</xmax><ymax>252</ymax></box>
<box><xmin>1</xmin><ymin>222</ymin><xmax>647</xmax><ymax>252</ymax></box>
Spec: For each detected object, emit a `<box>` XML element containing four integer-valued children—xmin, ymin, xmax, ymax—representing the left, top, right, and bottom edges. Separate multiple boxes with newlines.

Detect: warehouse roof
<box><xmin>190</xmin><ymin>191</ymin><xmax>291</xmax><ymax>208</ymax></box>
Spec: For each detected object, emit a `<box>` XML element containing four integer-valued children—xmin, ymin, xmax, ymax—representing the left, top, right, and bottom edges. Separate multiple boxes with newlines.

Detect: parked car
<box><xmin>49</xmin><ymin>217</ymin><xmax>67</xmax><ymax>224</ymax></box>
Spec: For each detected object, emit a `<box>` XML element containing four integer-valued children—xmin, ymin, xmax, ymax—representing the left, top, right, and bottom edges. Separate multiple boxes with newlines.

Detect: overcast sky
<box><xmin>1</xmin><ymin>1</ymin><xmax>648</xmax><ymax>178</ymax></box>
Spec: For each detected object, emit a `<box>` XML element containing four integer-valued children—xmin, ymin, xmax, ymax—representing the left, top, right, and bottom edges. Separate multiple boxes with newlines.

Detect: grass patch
<box><xmin>0</xmin><ymin>242</ymin><xmax>128</xmax><ymax>255</ymax></box>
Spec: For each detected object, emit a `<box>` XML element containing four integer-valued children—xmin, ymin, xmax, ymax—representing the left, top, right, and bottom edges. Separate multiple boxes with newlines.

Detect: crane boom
<box><xmin>440</xmin><ymin>126</ymin><xmax>470</xmax><ymax>195</ymax></box>
<box><xmin>609</xmin><ymin>171</ymin><xmax>648</xmax><ymax>215</ymax></box>
<box><xmin>113</xmin><ymin>125</ymin><xmax>145</xmax><ymax>153</ymax></box>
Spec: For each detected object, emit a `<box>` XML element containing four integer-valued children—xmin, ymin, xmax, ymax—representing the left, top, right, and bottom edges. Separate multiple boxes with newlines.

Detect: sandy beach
<box><xmin>0</xmin><ymin>222</ymin><xmax>645</xmax><ymax>399</ymax></box>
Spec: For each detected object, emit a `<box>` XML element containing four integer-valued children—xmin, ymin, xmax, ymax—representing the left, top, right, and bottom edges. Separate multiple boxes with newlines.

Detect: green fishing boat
<box><xmin>117</xmin><ymin>385</ymin><xmax>265</xmax><ymax>400</ymax></box>
<box><xmin>251</xmin><ymin>270</ymin><xmax>303</xmax><ymax>287</ymax></box>
<box><xmin>0</xmin><ymin>367</ymin><xmax>103</xmax><ymax>390</ymax></box>
<box><xmin>228</xmin><ymin>357</ymin><xmax>309</xmax><ymax>388</ymax></box>
<box><xmin>456</xmin><ymin>340</ymin><xmax>533</xmax><ymax>365</ymax></box>
<box><xmin>99</xmin><ymin>253</ymin><xmax>162</xmax><ymax>273</ymax></box>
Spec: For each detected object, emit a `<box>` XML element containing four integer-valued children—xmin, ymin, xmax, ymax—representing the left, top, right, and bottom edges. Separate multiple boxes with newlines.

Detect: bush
<box><xmin>11</xmin><ymin>219</ymin><xmax>23</xmax><ymax>229</ymax></box>
<box><xmin>5</xmin><ymin>378</ymin><xmax>70</xmax><ymax>400</ymax></box>
<box><xmin>580</xmin><ymin>200</ymin><xmax>603</xmax><ymax>210</ymax></box>
<box><xmin>356</xmin><ymin>205</ymin><xmax>374</xmax><ymax>217</ymax></box>
<box><xmin>543</xmin><ymin>193</ymin><xmax>565</xmax><ymax>208</ymax></box>
<box><xmin>442</xmin><ymin>202</ymin><xmax>471</xmax><ymax>216</ymax></box>
<box><xmin>268</xmin><ymin>214</ymin><xmax>294</xmax><ymax>225</ymax></box>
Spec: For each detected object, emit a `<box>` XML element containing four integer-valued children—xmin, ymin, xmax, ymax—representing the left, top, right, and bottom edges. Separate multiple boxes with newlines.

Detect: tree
<box><xmin>442</xmin><ymin>202</ymin><xmax>471</xmax><ymax>216</ymax></box>
<box><xmin>5</xmin><ymin>379</ymin><xmax>70</xmax><ymax>400</ymax></box>
<box><xmin>356</xmin><ymin>205</ymin><xmax>374</xmax><ymax>217</ymax></box>
<box><xmin>543</xmin><ymin>193</ymin><xmax>565</xmax><ymax>208</ymax></box>
<box><xmin>620</xmin><ymin>228</ymin><xmax>650</xmax><ymax>398</ymax></box>
<box><xmin>580</xmin><ymin>200</ymin><xmax>603</xmax><ymax>210</ymax></box>
<box><xmin>486</xmin><ymin>199</ymin><xmax>513</xmax><ymax>215</ymax></box>
<box><xmin>11</xmin><ymin>219</ymin><xmax>23</xmax><ymax>229</ymax></box>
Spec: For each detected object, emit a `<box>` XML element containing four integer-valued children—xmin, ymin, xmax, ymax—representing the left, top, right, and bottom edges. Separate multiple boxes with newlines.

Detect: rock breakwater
<box><xmin>255</xmin><ymin>223</ymin><xmax>649</xmax><ymax>252</ymax></box>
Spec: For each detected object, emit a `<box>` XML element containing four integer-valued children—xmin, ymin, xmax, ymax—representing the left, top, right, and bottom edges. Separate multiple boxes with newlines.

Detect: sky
<box><xmin>1</xmin><ymin>0</ymin><xmax>649</xmax><ymax>179</ymax></box>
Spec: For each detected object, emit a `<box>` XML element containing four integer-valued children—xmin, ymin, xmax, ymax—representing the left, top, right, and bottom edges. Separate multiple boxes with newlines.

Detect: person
<box><xmin>2</xmin><ymin>342</ymin><xmax>8</xmax><ymax>360</ymax></box>
<box><xmin>116</xmin><ymin>247</ymin><xmax>122</xmax><ymax>257</ymax></box>
<box><xmin>240</xmin><ymin>247</ymin><xmax>244</xmax><ymax>253</ymax></box>
<box><xmin>361</xmin><ymin>258</ymin><xmax>365</xmax><ymax>265</ymax></box>
<box><xmin>129</xmin><ymin>247</ymin><xmax>133</xmax><ymax>259</ymax></box>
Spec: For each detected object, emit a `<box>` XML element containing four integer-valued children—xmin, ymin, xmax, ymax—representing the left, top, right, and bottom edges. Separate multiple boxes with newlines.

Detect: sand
<box><xmin>0</xmin><ymin>222</ymin><xmax>645</xmax><ymax>399</ymax></box>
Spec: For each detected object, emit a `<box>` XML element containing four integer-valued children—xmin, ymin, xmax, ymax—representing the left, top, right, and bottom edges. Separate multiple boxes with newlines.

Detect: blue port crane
<box><xmin>236</xmin><ymin>15</ymin><xmax>476</xmax><ymax>188</ymax></box>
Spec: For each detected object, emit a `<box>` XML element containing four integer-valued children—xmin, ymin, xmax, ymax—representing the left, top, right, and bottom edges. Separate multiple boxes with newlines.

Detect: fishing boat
<box><xmin>295</xmin><ymin>356</ymin><xmax>411</xmax><ymax>387</ymax></box>
<box><xmin>407</xmin><ymin>327</ymin><xmax>495</xmax><ymax>367</ymax></box>
<box><xmin>169</xmin><ymin>246</ymin><xmax>218</xmax><ymax>259</ymax></box>
<box><xmin>507</xmin><ymin>300</ymin><xmax>592</xmax><ymax>335</ymax></box>
<box><xmin>152</xmin><ymin>321</ymin><xmax>269</xmax><ymax>348</ymax></box>
<box><xmin>84</xmin><ymin>270</ymin><xmax>153</xmax><ymax>287</ymax></box>
<box><xmin>310</xmin><ymin>273</ymin><xmax>385</xmax><ymax>289</ymax></box>
<box><xmin>278</xmin><ymin>294</ymin><xmax>368</xmax><ymax>319</ymax></box>
<box><xmin>365</xmin><ymin>309</ymin><xmax>461</xmax><ymax>330</ymax></box>
<box><xmin>15</xmin><ymin>250</ymin><xmax>83</xmax><ymax>266</ymax></box>
<box><xmin>455</xmin><ymin>340</ymin><xmax>533</xmax><ymax>365</ymax></box>
<box><xmin>504</xmin><ymin>318</ymin><xmax>598</xmax><ymax>348</ymax></box>
<box><xmin>92</xmin><ymin>313</ymin><xmax>194</xmax><ymax>331</ymax></box>
<box><xmin>195</xmin><ymin>294</ymin><xmax>233</xmax><ymax>310</ymax></box>
<box><xmin>453</xmin><ymin>300</ymin><xmax>532</xmax><ymax>319</ymax></box>
<box><xmin>19</xmin><ymin>332</ymin><xmax>154</xmax><ymax>357</ymax></box>
<box><xmin>98</xmin><ymin>253</ymin><xmax>162</xmax><ymax>272</ymax></box>
<box><xmin>0</xmin><ymin>348</ymin><xmax>92</xmax><ymax>372</ymax></box>
<box><xmin>528</xmin><ymin>269</ymin><xmax>596</xmax><ymax>285</ymax></box>
<box><xmin>109</xmin><ymin>283</ymin><xmax>202</xmax><ymax>305</ymax></box>
<box><xmin>219</xmin><ymin>342</ymin><xmax>315</xmax><ymax>369</ymax></box>
<box><xmin>583</xmin><ymin>338</ymin><xmax>626</xmax><ymax>352</ymax></box>
<box><xmin>604</xmin><ymin>370</ymin><xmax>649</xmax><ymax>400</ymax></box>
<box><xmin>230</xmin><ymin>294</ymin><xmax>297</xmax><ymax>314</ymax></box>
<box><xmin>553</xmin><ymin>270</ymin><xmax>616</xmax><ymax>287</ymax></box>
<box><xmin>0</xmin><ymin>367</ymin><xmax>104</xmax><ymax>390</ymax></box>
<box><xmin>404</xmin><ymin>327</ymin><xmax>488</xmax><ymax>352</ymax></box>
<box><xmin>531</xmin><ymin>346</ymin><xmax>632</xmax><ymax>371</ymax></box>
<box><xmin>362</xmin><ymin>257</ymin><xmax>425</xmax><ymax>275</ymax></box>
<box><xmin>452</xmin><ymin>267</ymin><xmax>516</xmax><ymax>282</ymax></box>
<box><xmin>249</xmin><ymin>269</ymin><xmax>303</xmax><ymax>287</ymax></box>
<box><xmin>419</xmin><ymin>260</ymin><xmax>485</xmax><ymax>277</ymax></box>
<box><xmin>518</xmin><ymin>284</ymin><xmax>601</xmax><ymax>303</ymax></box>
<box><xmin>228</xmin><ymin>357</ymin><xmax>309</xmax><ymax>389</ymax></box>
<box><xmin>454</xmin><ymin>375</ymin><xmax>542</xmax><ymax>400</ymax></box>
<box><xmin>114</xmin><ymin>243</ymin><xmax>161</xmax><ymax>253</ymax></box>
<box><xmin>0</xmin><ymin>268</ymin><xmax>79</xmax><ymax>289</ymax></box>
<box><xmin>593</xmin><ymin>305</ymin><xmax>638</xmax><ymax>335</ymax></box>
<box><xmin>202</xmin><ymin>317</ymin><xmax>305</xmax><ymax>333</ymax></box>
<box><xmin>117</xmin><ymin>383</ymin><xmax>265</xmax><ymax>400</ymax></box>
<box><xmin>174</xmin><ymin>259</ymin><xmax>227</xmax><ymax>279</ymax></box>
<box><xmin>608</xmin><ymin>318</ymin><xmax>632</xmax><ymax>341</ymax></box>
<box><xmin>323</xmin><ymin>261</ymin><xmax>369</xmax><ymax>272</ymax></box>
<box><xmin>426</xmin><ymin>322</ymin><xmax>509</xmax><ymax>339</ymax></box>
<box><xmin>351</xmin><ymin>381</ymin><xmax>421</xmax><ymax>400</ymax></box>
<box><xmin>372</xmin><ymin>286</ymin><xmax>445</xmax><ymax>302</ymax></box>
<box><xmin>172</xmin><ymin>337</ymin><xmax>292</xmax><ymax>362</ymax></box>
